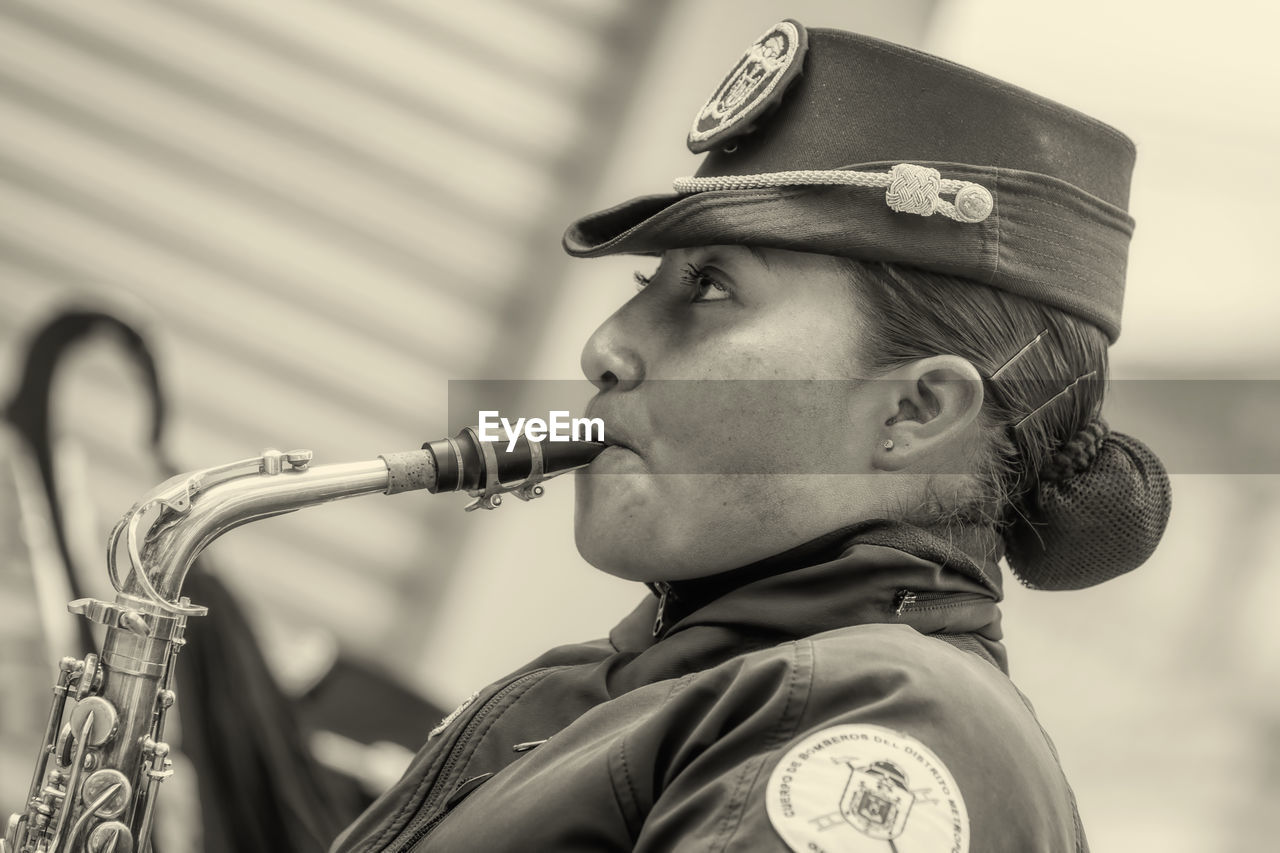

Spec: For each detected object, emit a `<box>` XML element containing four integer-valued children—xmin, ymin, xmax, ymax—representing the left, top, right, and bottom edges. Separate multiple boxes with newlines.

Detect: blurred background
<box><xmin>0</xmin><ymin>1</ymin><xmax>1276</xmax><ymax>850</ymax></box>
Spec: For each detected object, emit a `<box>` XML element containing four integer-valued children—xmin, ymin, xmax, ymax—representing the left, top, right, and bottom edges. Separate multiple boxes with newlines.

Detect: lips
<box><xmin>603</xmin><ymin>435</ymin><xmax>635</xmax><ymax>452</ymax></box>
<box><xmin>583</xmin><ymin>401</ymin><xmax>639</xmax><ymax>455</ymax></box>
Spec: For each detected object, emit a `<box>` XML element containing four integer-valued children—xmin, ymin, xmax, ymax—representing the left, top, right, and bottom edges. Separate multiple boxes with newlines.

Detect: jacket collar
<box><xmin>609</xmin><ymin>519</ymin><xmax>1007</xmax><ymax>672</ymax></box>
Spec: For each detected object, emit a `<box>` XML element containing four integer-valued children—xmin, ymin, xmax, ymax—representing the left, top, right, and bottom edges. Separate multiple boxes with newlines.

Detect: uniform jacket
<box><xmin>331</xmin><ymin>521</ymin><xmax>1087</xmax><ymax>852</ymax></box>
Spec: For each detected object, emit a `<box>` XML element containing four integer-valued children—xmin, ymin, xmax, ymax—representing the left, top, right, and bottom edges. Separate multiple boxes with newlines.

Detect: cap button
<box><xmin>954</xmin><ymin>184</ymin><xmax>994</xmax><ymax>223</ymax></box>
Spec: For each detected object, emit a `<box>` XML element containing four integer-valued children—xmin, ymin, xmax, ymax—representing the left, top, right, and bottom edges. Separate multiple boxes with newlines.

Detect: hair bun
<box><xmin>1004</xmin><ymin>425</ymin><xmax>1172</xmax><ymax>590</ymax></box>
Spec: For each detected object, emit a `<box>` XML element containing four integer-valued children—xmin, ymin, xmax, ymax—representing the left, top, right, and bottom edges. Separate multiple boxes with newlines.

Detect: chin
<box><xmin>573</xmin><ymin>472</ymin><xmax>674</xmax><ymax>581</ymax></box>
<box><xmin>573</xmin><ymin>499</ymin><xmax>759</xmax><ymax>583</ymax></box>
<box><xmin>573</xmin><ymin>495</ymin><xmax>655</xmax><ymax>581</ymax></box>
<box><xmin>574</xmin><ymin>534</ymin><xmax>656</xmax><ymax>582</ymax></box>
<box><xmin>573</xmin><ymin>522</ymin><xmax>666</xmax><ymax>582</ymax></box>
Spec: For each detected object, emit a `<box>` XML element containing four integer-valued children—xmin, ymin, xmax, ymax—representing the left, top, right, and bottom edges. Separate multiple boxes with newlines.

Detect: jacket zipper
<box><xmin>385</xmin><ymin>667</ymin><xmax>559</xmax><ymax>853</ymax></box>
<box><xmin>893</xmin><ymin>589</ymin><xmax>989</xmax><ymax>617</ymax></box>
<box><xmin>652</xmin><ymin>582</ymin><xmax>673</xmax><ymax>637</ymax></box>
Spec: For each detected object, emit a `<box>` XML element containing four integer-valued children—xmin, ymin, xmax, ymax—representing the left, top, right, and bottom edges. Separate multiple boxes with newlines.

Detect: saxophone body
<box><xmin>3</xmin><ymin>433</ymin><xmax>603</xmax><ymax>853</ymax></box>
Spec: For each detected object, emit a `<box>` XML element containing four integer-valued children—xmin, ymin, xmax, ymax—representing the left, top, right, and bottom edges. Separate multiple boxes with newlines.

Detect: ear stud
<box><xmin>882</xmin><ymin>439</ymin><xmax>894</xmax><ymax>450</ymax></box>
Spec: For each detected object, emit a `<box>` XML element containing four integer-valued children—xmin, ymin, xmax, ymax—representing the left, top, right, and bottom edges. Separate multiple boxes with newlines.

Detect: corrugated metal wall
<box><xmin>0</xmin><ymin>0</ymin><xmax>668</xmax><ymax>671</ymax></box>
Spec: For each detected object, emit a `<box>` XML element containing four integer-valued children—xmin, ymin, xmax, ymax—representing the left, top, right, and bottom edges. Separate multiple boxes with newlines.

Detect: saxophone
<box><xmin>3</xmin><ymin>429</ymin><xmax>605</xmax><ymax>853</ymax></box>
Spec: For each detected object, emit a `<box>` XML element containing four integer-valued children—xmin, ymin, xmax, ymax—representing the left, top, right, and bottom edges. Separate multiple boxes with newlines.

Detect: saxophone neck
<box><xmin>111</xmin><ymin>431</ymin><xmax>604</xmax><ymax>608</ymax></box>
<box><xmin>118</xmin><ymin>451</ymin><xmax>410</xmax><ymax>608</ymax></box>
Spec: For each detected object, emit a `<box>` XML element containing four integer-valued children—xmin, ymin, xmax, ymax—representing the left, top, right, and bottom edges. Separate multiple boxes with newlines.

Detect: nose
<box><xmin>580</xmin><ymin>305</ymin><xmax>644</xmax><ymax>392</ymax></box>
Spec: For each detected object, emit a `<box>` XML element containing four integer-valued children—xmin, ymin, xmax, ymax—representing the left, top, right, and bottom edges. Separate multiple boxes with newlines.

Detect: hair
<box><xmin>846</xmin><ymin>259</ymin><xmax>1172</xmax><ymax>589</ymax></box>
<box><xmin>843</xmin><ymin>260</ymin><xmax>1131</xmax><ymax>573</ymax></box>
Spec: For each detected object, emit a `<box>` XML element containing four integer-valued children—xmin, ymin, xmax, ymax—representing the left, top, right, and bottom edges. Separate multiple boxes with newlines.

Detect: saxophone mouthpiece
<box><xmin>419</xmin><ymin>427</ymin><xmax>606</xmax><ymax>509</ymax></box>
<box><xmin>542</xmin><ymin>439</ymin><xmax>609</xmax><ymax>473</ymax></box>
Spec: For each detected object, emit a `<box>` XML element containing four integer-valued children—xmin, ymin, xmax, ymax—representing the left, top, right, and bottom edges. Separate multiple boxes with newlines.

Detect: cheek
<box><xmin>644</xmin><ymin>380</ymin><xmax>859</xmax><ymax>476</ymax></box>
<box><xmin>652</xmin><ymin>314</ymin><xmax>865</xmax><ymax>474</ymax></box>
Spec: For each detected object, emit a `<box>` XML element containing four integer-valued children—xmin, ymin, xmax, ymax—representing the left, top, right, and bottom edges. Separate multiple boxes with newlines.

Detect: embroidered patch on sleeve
<box><xmin>687</xmin><ymin>19</ymin><xmax>808</xmax><ymax>153</ymax></box>
<box><xmin>765</xmin><ymin>723</ymin><xmax>969</xmax><ymax>853</ymax></box>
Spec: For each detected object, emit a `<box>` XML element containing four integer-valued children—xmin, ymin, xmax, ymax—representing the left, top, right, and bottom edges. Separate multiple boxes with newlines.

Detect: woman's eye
<box><xmin>678</xmin><ymin>263</ymin><xmax>731</xmax><ymax>303</ymax></box>
<box><xmin>632</xmin><ymin>270</ymin><xmax>652</xmax><ymax>291</ymax></box>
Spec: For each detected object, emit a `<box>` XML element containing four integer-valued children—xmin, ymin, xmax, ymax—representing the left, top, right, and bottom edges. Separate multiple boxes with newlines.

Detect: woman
<box><xmin>333</xmin><ymin>21</ymin><xmax>1169</xmax><ymax>852</ymax></box>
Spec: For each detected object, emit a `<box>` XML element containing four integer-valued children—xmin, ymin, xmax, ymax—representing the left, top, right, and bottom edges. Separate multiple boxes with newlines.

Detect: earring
<box><xmin>882</xmin><ymin>439</ymin><xmax>894</xmax><ymax>450</ymax></box>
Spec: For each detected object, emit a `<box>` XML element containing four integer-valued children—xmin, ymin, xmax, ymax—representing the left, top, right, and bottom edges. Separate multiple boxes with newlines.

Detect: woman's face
<box><xmin>575</xmin><ymin>245</ymin><xmax>897</xmax><ymax>581</ymax></box>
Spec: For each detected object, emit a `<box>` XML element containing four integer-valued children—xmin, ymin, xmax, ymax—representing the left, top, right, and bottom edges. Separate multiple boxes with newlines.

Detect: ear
<box><xmin>870</xmin><ymin>356</ymin><xmax>985</xmax><ymax>473</ymax></box>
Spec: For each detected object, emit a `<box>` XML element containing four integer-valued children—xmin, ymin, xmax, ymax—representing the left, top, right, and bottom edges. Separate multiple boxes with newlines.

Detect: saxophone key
<box><xmin>54</xmin><ymin>725</ymin><xmax>76</xmax><ymax>767</ymax></box>
<box><xmin>68</xmin><ymin>697</ymin><xmax>119</xmax><ymax>748</ymax></box>
<box><xmin>73</xmin><ymin>653</ymin><xmax>103</xmax><ymax>699</ymax></box>
<box><xmin>86</xmin><ymin>820</ymin><xmax>133</xmax><ymax>853</ymax></box>
<box><xmin>81</xmin><ymin>770</ymin><xmax>131</xmax><ymax>819</ymax></box>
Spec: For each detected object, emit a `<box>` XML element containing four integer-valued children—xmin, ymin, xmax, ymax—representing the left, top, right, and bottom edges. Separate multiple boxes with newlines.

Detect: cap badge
<box><xmin>688</xmin><ymin>20</ymin><xmax>808</xmax><ymax>153</ymax></box>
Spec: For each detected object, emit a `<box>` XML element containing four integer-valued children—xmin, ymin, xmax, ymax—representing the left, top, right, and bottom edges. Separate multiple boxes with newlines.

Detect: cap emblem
<box><xmin>688</xmin><ymin>20</ymin><xmax>808</xmax><ymax>153</ymax></box>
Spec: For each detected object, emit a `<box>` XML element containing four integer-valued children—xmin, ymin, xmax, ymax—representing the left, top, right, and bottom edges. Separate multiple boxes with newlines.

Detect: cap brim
<box><xmin>562</xmin><ymin>192</ymin><xmax>683</xmax><ymax>257</ymax></box>
<box><xmin>562</xmin><ymin>178</ymin><xmax>992</xmax><ymax>268</ymax></box>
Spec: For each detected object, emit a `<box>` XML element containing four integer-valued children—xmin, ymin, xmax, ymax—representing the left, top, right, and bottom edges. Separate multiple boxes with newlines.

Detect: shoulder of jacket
<box><xmin>677</xmin><ymin>623</ymin><xmax>1024</xmax><ymax>728</ymax></box>
<box><xmin>708</xmin><ymin>623</ymin><xmax>1001</xmax><ymax>683</ymax></box>
<box><xmin>807</xmin><ymin>620</ymin><xmax>982</xmax><ymax>657</ymax></box>
<box><xmin>812</xmin><ymin>621</ymin><xmax>996</xmax><ymax>667</ymax></box>
<box><xmin>807</xmin><ymin>623</ymin><xmax>1025</xmax><ymax>713</ymax></box>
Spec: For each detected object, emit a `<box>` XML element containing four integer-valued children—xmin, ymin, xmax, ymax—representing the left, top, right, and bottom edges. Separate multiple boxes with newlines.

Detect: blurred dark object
<box><xmin>4</xmin><ymin>310</ymin><xmax>165</xmax><ymax>654</ymax></box>
<box><xmin>178</xmin><ymin>568</ymin><xmax>364</xmax><ymax>851</ymax></box>
<box><xmin>300</xmin><ymin>658</ymin><xmax>444</xmax><ymax>753</ymax></box>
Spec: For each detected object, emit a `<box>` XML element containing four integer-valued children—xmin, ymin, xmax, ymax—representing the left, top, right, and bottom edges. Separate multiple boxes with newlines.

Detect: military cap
<box><xmin>563</xmin><ymin>21</ymin><xmax>1136</xmax><ymax>341</ymax></box>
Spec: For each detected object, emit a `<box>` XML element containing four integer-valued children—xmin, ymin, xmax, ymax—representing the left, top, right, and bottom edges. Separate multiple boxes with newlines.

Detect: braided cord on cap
<box><xmin>674</xmin><ymin>164</ymin><xmax>995</xmax><ymax>223</ymax></box>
